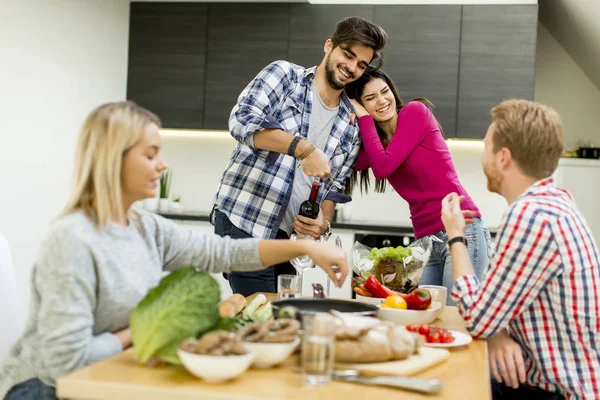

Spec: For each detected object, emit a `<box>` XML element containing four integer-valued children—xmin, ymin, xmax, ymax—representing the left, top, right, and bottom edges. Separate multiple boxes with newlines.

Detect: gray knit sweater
<box><xmin>0</xmin><ymin>210</ymin><xmax>264</xmax><ymax>398</ymax></box>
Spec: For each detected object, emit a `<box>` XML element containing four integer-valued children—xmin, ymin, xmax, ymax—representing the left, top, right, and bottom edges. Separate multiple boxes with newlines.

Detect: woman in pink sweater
<box><xmin>347</xmin><ymin>70</ymin><xmax>491</xmax><ymax>304</ymax></box>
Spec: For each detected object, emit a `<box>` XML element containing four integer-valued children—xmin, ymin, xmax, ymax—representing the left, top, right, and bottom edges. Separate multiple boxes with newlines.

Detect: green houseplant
<box><xmin>159</xmin><ymin>168</ymin><xmax>172</xmax><ymax>212</ymax></box>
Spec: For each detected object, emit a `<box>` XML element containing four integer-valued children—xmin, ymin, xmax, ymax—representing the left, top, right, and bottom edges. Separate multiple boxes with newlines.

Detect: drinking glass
<box><xmin>277</xmin><ymin>274</ymin><xmax>302</xmax><ymax>299</ymax></box>
<box><xmin>289</xmin><ymin>234</ymin><xmax>317</xmax><ymax>293</ymax></box>
<box><xmin>301</xmin><ymin>313</ymin><xmax>336</xmax><ymax>385</ymax></box>
<box><xmin>325</xmin><ymin>236</ymin><xmax>343</xmax><ymax>297</ymax></box>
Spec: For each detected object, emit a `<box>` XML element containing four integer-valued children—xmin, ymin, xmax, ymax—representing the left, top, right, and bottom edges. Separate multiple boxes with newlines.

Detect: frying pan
<box><xmin>271</xmin><ymin>298</ymin><xmax>378</xmax><ymax>319</ymax></box>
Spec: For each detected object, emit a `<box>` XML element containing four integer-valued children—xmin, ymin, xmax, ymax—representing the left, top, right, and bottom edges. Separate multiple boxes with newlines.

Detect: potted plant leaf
<box><xmin>159</xmin><ymin>168</ymin><xmax>172</xmax><ymax>212</ymax></box>
<box><xmin>171</xmin><ymin>195</ymin><xmax>184</xmax><ymax>214</ymax></box>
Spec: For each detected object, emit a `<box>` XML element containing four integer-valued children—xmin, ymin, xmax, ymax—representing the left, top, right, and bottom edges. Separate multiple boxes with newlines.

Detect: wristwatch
<box><xmin>447</xmin><ymin>236</ymin><xmax>467</xmax><ymax>249</ymax></box>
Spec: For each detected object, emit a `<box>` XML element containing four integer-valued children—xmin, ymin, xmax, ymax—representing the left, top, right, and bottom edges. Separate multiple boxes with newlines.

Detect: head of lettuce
<box><xmin>130</xmin><ymin>267</ymin><xmax>221</xmax><ymax>365</ymax></box>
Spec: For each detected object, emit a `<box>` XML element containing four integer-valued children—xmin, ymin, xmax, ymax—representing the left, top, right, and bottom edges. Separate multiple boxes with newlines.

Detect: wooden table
<box><xmin>57</xmin><ymin>293</ymin><xmax>491</xmax><ymax>400</ymax></box>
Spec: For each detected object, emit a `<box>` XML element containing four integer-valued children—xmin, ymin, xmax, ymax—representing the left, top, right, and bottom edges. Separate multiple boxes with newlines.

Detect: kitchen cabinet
<box><xmin>127</xmin><ymin>3</ymin><xmax>208</xmax><ymax>128</ymax></box>
<box><xmin>203</xmin><ymin>3</ymin><xmax>291</xmax><ymax>130</ymax></box>
<box><xmin>456</xmin><ymin>4</ymin><xmax>538</xmax><ymax>139</ymax></box>
<box><xmin>374</xmin><ymin>5</ymin><xmax>462</xmax><ymax>138</ymax></box>
<box><xmin>288</xmin><ymin>5</ymin><xmax>374</xmax><ymax>69</ymax></box>
<box><xmin>127</xmin><ymin>3</ymin><xmax>538</xmax><ymax>136</ymax></box>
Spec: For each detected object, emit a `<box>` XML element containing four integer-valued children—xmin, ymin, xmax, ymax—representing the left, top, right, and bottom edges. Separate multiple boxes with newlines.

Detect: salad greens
<box><xmin>130</xmin><ymin>267</ymin><xmax>220</xmax><ymax>365</ymax></box>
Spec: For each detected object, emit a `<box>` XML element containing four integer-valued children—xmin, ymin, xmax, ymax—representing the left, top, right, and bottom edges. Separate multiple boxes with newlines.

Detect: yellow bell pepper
<box><xmin>381</xmin><ymin>295</ymin><xmax>407</xmax><ymax>310</ymax></box>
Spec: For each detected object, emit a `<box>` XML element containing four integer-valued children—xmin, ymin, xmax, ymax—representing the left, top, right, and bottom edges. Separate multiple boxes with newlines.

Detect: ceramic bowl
<box><xmin>177</xmin><ymin>349</ymin><xmax>256</xmax><ymax>383</ymax></box>
<box><xmin>242</xmin><ymin>337</ymin><xmax>300</xmax><ymax>369</ymax></box>
<box><xmin>377</xmin><ymin>301</ymin><xmax>444</xmax><ymax>326</ymax></box>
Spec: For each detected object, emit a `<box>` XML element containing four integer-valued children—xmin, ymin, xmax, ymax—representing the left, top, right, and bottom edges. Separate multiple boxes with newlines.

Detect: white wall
<box><xmin>534</xmin><ymin>24</ymin><xmax>600</xmax><ymax>149</ymax></box>
<box><xmin>0</xmin><ymin>0</ymin><xmax>130</xmax><ymax>321</ymax></box>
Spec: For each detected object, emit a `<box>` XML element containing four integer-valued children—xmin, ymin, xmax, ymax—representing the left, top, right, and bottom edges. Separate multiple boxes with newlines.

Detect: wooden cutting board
<box><xmin>336</xmin><ymin>347</ymin><xmax>450</xmax><ymax>376</ymax></box>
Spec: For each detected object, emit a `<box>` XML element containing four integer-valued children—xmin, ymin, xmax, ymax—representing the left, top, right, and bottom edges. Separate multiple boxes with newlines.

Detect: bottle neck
<box><xmin>308</xmin><ymin>181</ymin><xmax>321</xmax><ymax>202</ymax></box>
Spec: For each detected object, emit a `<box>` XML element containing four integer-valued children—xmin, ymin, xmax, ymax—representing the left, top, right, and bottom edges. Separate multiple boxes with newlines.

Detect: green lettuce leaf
<box><xmin>130</xmin><ymin>267</ymin><xmax>220</xmax><ymax>365</ymax></box>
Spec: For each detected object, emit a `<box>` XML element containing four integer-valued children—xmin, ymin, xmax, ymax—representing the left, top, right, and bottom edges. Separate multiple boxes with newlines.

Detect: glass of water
<box><xmin>277</xmin><ymin>274</ymin><xmax>302</xmax><ymax>299</ymax></box>
<box><xmin>301</xmin><ymin>313</ymin><xmax>336</xmax><ymax>385</ymax></box>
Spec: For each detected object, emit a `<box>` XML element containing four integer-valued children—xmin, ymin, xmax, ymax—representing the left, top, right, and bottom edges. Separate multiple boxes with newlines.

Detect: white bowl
<box><xmin>242</xmin><ymin>337</ymin><xmax>300</xmax><ymax>369</ymax></box>
<box><xmin>177</xmin><ymin>349</ymin><xmax>256</xmax><ymax>383</ymax></box>
<box><xmin>355</xmin><ymin>294</ymin><xmax>384</xmax><ymax>306</ymax></box>
<box><xmin>377</xmin><ymin>301</ymin><xmax>444</xmax><ymax>326</ymax></box>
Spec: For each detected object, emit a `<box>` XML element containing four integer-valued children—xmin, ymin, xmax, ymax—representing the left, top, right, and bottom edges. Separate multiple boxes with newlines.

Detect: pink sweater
<box><xmin>355</xmin><ymin>101</ymin><xmax>480</xmax><ymax>238</ymax></box>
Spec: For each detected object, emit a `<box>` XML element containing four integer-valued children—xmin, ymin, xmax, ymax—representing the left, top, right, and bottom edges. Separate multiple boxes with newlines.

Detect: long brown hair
<box><xmin>345</xmin><ymin>70</ymin><xmax>442</xmax><ymax>194</ymax></box>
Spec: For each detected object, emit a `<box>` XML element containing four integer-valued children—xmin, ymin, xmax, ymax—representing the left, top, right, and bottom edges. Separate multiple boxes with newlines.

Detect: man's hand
<box><xmin>294</xmin><ymin>209</ymin><xmax>326</xmax><ymax>240</ymax></box>
<box><xmin>299</xmin><ymin>147</ymin><xmax>331</xmax><ymax>179</ymax></box>
<box><xmin>349</xmin><ymin>99</ymin><xmax>369</xmax><ymax>118</ymax></box>
<box><xmin>441</xmin><ymin>192</ymin><xmax>468</xmax><ymax>239</ymax></box>
<box><xmin>489</xmin><ymin>329</ymin><xmax>527</xmax><ymax>389</ymax></box>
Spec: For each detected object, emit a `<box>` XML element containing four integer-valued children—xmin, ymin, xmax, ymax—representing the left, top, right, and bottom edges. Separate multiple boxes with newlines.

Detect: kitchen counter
<box><xmin>159</xmin><ymin>211</ymin><xmax>496</xmax><ymax>236</ymax></box>
<box><xmin>159</xmin><ymin>211</ymin><xmax>417</xmax><ymax>235</ymax></box>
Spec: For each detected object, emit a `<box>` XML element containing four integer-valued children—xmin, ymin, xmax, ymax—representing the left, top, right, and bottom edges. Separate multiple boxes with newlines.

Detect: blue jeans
<box><xmin>213</xmin><ymin>210</ymin><xmax>296</xmax><ymax>296</ymax></box>
<box><xmin>419</xmin><ymin>218</ymin><xmax>492</xmax><ymax>305</ymax></box>
<box><xmin>5</xmin><ymin>378</ymin><xmax>56</xmax><ymax>400</ymax></box>
<box><xmin>491</xmin><ymin>379</ymin><xmax>564</xmax><ymax>400</ymax></box>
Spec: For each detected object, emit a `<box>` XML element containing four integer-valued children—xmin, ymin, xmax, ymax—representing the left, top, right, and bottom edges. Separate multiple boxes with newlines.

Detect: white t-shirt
<box><xmin>279</xmin><ymin>82</ymin><xmax>339</xmax><ymax>235</ymax></box>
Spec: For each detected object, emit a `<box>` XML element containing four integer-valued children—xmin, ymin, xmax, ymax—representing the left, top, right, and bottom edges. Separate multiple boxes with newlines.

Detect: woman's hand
<box><xmin>441</xmin><ymin>192</ymin><xmax>467</xmax><ymax>240</ymax></box>
<box><xmin>304</xmin><ymin>241</ymin><xmax>349</xmax><ymax>288</ymax></box>
<box><xmin>349</xmin><ymin>99</ymin><xmax>369</xmax><ymax>119</ymax></box>
<box><xmin>115</xmin><ymin>328</ymin><xmax>132</xmax><ymax>350</ymax></box>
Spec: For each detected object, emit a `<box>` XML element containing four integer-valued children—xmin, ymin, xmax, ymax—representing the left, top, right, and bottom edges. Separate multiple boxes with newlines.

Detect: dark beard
<box><xmin>325</xmin><ymin>54</ymin><xmax>347</xmax><ymax>90</ymax></box>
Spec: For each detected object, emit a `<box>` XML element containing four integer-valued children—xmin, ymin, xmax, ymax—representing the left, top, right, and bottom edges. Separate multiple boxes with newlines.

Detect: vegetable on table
<box><xmin>381</xmin><ymin>295</ymin><xmax>407</xmax><ymax>310</ymax></box>
<box><xmin>130</xmin><ymin>267</ymin><xmax>221</xmax><ymax>365</ymax></box>
<box><xmin>405</xmin><ymin>288</ymin><xmax>432</xmax><ymax>310</ymax></box>
<box><xmin>353</xmin><ymin>286</ymin><xmax>373</xmax><ymax>297</ymax></box>
<box><xmin>253</xmin><ymin>302</ymin><xmax>273</xmax><ymax>322</ymax></box>
<box><xmin>243</xmin><ymin>293</ymin><xmax>267</xmax><ymax>319</ymax></box>
<box><xmin>364</xmin><ymin>275</ymin><xmax>390</xmax><ymax>298</ymax></box>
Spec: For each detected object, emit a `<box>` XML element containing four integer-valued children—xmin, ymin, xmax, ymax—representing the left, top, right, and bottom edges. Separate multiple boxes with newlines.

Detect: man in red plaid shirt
<box><xmin>441</xmin><ymin>99</ymin><xmax>600</xmax><ymax>400</ymax></box>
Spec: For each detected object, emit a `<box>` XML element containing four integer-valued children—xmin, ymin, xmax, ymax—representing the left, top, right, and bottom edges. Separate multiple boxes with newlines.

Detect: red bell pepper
<box><xmin>364</xmin><ymin>275</ymin><xmax>390</xmax><ymax>298</ymax></box>
<box><xmin>405</xmin><ymin>288</ymin><xmax>432</xmax><ymax>310</ymax></box>
<box><xmin>352</xmin><ymin>276</ymin><xmax>365</xmax><ymax>288</ymax></box>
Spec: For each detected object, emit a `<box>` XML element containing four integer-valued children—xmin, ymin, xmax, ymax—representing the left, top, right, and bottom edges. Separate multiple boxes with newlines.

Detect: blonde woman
<box><xmin>0</xmin><ymin>102</ymin><xmax>348</xmax><ymax>400</ymax></box>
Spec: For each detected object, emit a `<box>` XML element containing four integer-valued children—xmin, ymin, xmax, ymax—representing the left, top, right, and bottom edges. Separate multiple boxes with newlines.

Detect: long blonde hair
<box><xmin>62</xmin><ymin>101</ymin><xmax>161</xmax><ymax>227</ymax></box>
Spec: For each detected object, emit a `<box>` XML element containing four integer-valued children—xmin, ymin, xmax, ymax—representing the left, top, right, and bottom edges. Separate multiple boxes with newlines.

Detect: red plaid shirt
<box><xmin>452</xmin><ymin>178</ymin><xmax>600</xmax><ymax>399</ymax></box>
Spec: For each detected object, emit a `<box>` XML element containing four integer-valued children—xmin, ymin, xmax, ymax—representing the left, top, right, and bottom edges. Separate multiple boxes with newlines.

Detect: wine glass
<box><xmin>325</xmin><ymin>236</ymin><xmax>343</xmax><ymax>297</ymax></box>
<box><xmin>289</xmin><ymin>234</ymin><xmax>317</xmax><ymax>294</ymax></box>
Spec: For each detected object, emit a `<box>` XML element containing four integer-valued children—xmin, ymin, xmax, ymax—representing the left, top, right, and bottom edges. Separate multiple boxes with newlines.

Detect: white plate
<box><xmin>423</xmin><ymin>330</ymin><xmax>473</xmax><ymax>348</ymax></box>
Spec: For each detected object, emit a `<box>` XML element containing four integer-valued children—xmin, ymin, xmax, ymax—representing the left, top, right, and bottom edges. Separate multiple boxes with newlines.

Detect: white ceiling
<box><xmin>540</xmin><ymin>0</ymin><xmax>600</xmax><ymax>91</ymax></box>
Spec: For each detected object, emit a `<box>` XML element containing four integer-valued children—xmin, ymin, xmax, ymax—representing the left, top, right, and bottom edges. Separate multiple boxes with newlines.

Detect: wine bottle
<box><xmin>299</xmin><ymin>180</ymin><xmax>321</xmax><ymax>219</ymax></box>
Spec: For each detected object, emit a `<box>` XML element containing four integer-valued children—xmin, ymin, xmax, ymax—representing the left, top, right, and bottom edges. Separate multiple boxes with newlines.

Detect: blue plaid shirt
<box><xmin>212</xmin><ymin>60</ymin><xmax>361</xmax><ymax>239</ymax></box>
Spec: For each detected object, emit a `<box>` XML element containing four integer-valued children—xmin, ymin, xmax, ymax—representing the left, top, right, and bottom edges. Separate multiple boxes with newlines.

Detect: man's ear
<box><xmin>324</xmin><ymin>39</ymin><xmax>333</xmax><ymax>55</ymax></box>
<box><xmin>497</xmin><ymin>147</ymin><xmax>513</xmax><ymax>171</ymax></box>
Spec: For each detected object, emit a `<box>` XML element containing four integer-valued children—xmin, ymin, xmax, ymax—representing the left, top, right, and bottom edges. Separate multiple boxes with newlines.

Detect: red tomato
<box><xmin>428</xmin><ymin>331</ymin><xmax>441</xmax><ymax>343</ymax></box>
<box><xmin>418</xmin><ymin>324</ymin><xmax>431</xmax><ymax>336</ymax></box>
<box><xmin>406</xmin><ymin>324</ymin><xmax>418</xmax><ymax>332</ymax></box>
<box><xmin>440</xmin><ymin>331</ymin><xmax>454</xmax><ymax>343</ymax></box>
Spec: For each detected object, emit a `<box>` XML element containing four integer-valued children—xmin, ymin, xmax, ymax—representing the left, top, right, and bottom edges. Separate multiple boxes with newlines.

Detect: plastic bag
<box><xmin>349</xmin><ymin>236</ymin><xmax>434</xmax><ymax>293</ymax></box>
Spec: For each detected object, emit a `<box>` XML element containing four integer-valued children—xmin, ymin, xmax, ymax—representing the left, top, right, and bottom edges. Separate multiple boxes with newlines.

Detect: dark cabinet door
<box><xmin>374</xmin><ymin>5</ymin><xmax>462</xmax><ymax>138</ymax></box>
<box><xmin>203</xmin><ymin>4</ymin><xmax>291</xmax><ymax>130</ymax></box>
<box><xmin>288</xmin><ymin>5</ymin><xmax>375</xmax><ymax>69</ymax></box>
<box><xmin>127</xmin><ymin>3</ymin><xmax>208</xmax><ymax>128</ymax></box>
<box><xmin>457</xmin><ymin>5</ymin><xmax>538</xmax><ymax>139</ymax></box>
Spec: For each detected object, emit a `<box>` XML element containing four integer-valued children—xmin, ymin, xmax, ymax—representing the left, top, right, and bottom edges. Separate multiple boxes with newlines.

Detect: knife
<box><xmin>333</xmin><ymin>371</ymin><xmax>443</xmax><ymax>394</ymax></box>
